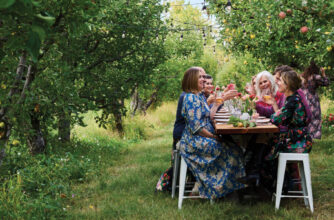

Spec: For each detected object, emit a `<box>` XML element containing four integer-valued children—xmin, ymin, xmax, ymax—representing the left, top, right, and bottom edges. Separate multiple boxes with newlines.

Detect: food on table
<box><xmin>228</xmin><ymin>116</ymin><xmax>256</xmax><ymax>128</ymax></box>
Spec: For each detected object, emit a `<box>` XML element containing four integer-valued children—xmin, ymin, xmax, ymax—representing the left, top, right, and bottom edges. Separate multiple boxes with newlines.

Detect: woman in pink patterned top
<box><xmin>301</xmin><ymin>61</ymin><xmax>330</xmax><ymax>139</ymax></box>
<box><xmin>254</xmin><ymin>71</ymin><xmax>285</xmax><ymax>118</ymax></box>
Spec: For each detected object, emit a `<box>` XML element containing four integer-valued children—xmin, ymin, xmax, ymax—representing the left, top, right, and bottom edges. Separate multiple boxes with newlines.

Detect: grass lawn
<box><xmin>66</xmin><ymin>102</ymin><xmax>334</xmax><ymax>219</ymax></box>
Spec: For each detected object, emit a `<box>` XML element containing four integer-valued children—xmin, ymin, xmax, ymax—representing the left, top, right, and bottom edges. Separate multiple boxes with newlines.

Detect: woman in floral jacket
<box><xmin>261</xmin><ymin>69</ymin><xmax>312</xmax><ymax>192</ymax></box>
<box><xmin>301</xmin><ymin>61</ymin><xmax>330</xmax><ymax>139</ymax></box>
<box><xmin>265</xmin><ymin>70</ymin><xmax>312</xmax><ymax>159</ymax></box>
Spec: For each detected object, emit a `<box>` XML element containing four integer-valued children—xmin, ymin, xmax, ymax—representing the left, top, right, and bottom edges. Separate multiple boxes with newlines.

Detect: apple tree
<box><xmin>207</xmin><ymin>0</ymin><xmax>334</xmax><ymax>96</ymax></box>
<box><xmin>0</xmin><ymin>0</ymin><xmax>169</xmax><ymax>153</ymax></box>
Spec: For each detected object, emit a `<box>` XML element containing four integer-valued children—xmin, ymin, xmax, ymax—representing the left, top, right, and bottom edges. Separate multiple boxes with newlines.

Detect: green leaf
<box><xmin>0</xmin><ymin>0</ymin><xmax>15</xmax><ymax>9</ymax></box>
<box><xmin>26</xmin><ymin>31</ymin><xmax>41</xmax><ymax>62</ymax></box>
<box><xmin>31</xmin><ymin>0</ymin><xmax>40</xmax><ymax>7</ymax></box>
<box><xmin>36</xmin><ymin>13</ymin><xmax>55</xmax><ymax>25</ymax></box>
<box><xmin>31</xmin><ymin>25</ymin><xmax>46</xmax><ymax>41</ymax></box>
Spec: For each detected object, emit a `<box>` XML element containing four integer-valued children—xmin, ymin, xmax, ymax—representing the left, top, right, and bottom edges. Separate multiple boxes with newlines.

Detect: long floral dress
<box><xmin>266</xmin><ymin>92</ymin><xmax>312</xmax><ymax>160</ymax></box>
<box><xmin>178</xmin><ymin>93</ymin><xmax>245</xmax><ymax>199</ymax></box>
<box><xmin>302</xmin><ymin>74</ymin><xmax>330</xmax><ymax>139</ymax></box>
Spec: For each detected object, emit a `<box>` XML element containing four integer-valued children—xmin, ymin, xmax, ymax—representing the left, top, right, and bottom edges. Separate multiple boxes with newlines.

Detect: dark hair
<box><xmin>273</xmin><ymin>65</ymin><xmax>294</xmax><ymax>76</ymax></box>
<box><xmin>302</xmin><ymin>60</ymin><xmax>319</xmax><ymax>80</ymax></box>
<box><xmin>280</xmin><ymin>70</ymin><xmax>302</xmax><ymax>92</ymax></box>
<box><xmin>205</xmin><ymin>74</ymin><xmax>212</xmax><ymax>79</ymax></box>
<box><xmin>182</xmin><ymin>67</ymin><xmax>201</xmax><ymax>93</ymax></box>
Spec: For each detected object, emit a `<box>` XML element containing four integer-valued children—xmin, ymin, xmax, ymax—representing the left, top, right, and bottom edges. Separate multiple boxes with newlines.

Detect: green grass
<box><xmin>64</xmin><ymin>102</ymin><xmax>334</xmax><ymax>219</ymax></box>
<box><xmin>1</xmin><ymin>101</ymin><xmax>333</xmax><ymax>219</ymax></box>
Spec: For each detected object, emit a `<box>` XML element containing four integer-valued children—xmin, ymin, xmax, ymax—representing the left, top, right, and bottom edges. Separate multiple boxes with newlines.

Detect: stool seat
<box><xmin>274</xmin><ymin>153</ymin><xmax>313</xmax><ymax>213</ymax></box>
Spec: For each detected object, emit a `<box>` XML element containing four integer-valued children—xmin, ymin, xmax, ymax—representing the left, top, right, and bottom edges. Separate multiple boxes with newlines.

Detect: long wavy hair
<box><xmin>301</xmin><ymin>61</ymin><xmax>319</xmax><ymax>86</ymax></box>
<box><xmin>255</xmin><ymin>71</ymin><xmax>278</xmax><ymax>97</ymax></box>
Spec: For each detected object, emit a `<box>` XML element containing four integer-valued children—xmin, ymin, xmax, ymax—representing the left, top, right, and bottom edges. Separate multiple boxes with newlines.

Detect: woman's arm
<box><xmin>315</xmin><ymin>68</ymin><xmax>330</xmax><ymax>87</ymax></box>
<box><xmin>271</xmin><ymin>96</ymin><xmax>296</xmax><ymax>126</ymax></box>
<box><xmin>198</xmin><ymin>128</ymin><xmax>218</xmax><ymax>139</ymax></box>
<box><xmin>256</xmin><ymin>102</ymin><xmax>275</xmax><ymax>117</ymax></box>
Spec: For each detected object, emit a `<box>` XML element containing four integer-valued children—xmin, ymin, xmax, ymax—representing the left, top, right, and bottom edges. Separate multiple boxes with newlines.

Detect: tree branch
<box><xmin>17</xmin><ymin>65</ymin><xmax>33</xmax><ymax>104</ymax></box>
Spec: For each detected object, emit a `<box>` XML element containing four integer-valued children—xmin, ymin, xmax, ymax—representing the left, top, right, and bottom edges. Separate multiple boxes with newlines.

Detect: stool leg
<box><xmin>178</xmin><ymin>157</ymin><xmax>187</xmax><ymax>209</ymax></box>
<box><xmin>275</xmin><ymin>157</ymin><xmax>287</xmax><ymax>211</ymax></box>
<box><xmin>298</xmin><ymin>162</ymin><xmax>309</xmax><ymax>207</ymax></box>
<box><xmin>172</xmin><ymin>150</ymin><xmax>180</xmax><ymax>199</ymax></box>
<box><xmin>303</xmin><ymin>158</ymin><xmax>314</xmax><ymax>213</ymax></box>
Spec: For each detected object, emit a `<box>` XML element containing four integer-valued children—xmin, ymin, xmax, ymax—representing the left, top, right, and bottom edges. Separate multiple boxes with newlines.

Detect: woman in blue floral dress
<box><xmin>178</xmin><ymin>67</ymin><xmax>245</xmax><ymax>199</ymax></box>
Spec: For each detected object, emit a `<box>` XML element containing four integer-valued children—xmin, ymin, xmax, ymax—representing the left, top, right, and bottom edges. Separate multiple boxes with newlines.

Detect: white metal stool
<box><xmin>171</xmin><ymin>149</ymin><xmax>195</xmax><ymax>199</ymax></box>
<box><xmin>274</xmin><ymin>153</ymin><xmax>313</xmax><ymax>213</ymax></box>
<box><xmin>178</xmin><ymin>156</ymin><xmax>201</xmax><ymax>209</ymax></box>
<box><xmin>171</xmin><ymin>149</ymin><xmax>180</xmax><ymax>199</ymax></box>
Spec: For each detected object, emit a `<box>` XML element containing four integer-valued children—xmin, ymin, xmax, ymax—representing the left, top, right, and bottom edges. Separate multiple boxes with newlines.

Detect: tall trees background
<box><xmin>0</xmin><ymin>0</ymin><xmax>224</xmax><ymax>154</ymax></box>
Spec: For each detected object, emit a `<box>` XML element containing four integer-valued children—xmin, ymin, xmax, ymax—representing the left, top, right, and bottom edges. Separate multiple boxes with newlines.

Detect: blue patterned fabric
<box><xmin>178</xmin><ymin>93</ymin><xmax>245</xmax><ymax>199</ymax></box>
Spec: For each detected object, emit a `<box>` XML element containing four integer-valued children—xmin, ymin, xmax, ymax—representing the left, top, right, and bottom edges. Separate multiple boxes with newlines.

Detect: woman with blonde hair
<box><xmin>177</xmin><ymin>67</ymin><xmax>245</xmax><ymax>199</ymax></box>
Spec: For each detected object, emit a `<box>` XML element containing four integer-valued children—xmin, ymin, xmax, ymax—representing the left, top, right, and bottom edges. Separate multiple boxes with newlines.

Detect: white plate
<box><xmin>214</xmin><ymin>115</ymin><xmax>230</xmax><ymax>119</ymax></box>
<box><xmin>215</xmin><ymin>118</ymin><xmax>230</xmax><ymax>122</ymax></box>
<box><xmin>258</xmin><ymin>116</ymin><xmax>266</xmax><ymax>119</ymax></box>
<box><xmin>256</xmin><ymin>118</ymin><xmax>271</xmax><ymax>123</ymax></box>
<box><xmin>215</xmin><ymin>113</ymin><xmax>231</xmax><ymax>116</ymax></box>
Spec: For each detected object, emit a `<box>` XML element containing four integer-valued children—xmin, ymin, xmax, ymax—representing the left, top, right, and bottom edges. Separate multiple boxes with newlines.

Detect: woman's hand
<box><xmin>198</xmin><ymin>128</ymin><xmax>220</xmax><ymax>141</ymax></box>
<box><xmin>207</xmin><ymin>94</ymin><xmax>216</xmax><ymax>106</ymax></box>
<box><xmin>223</xmin><ymin>90</ymin><xmax>238</xmax><ymax>101</ymax></box>
<box><xmin>264</xmin><ymin>96</ymin><xmax>279</xmax><ymax>112</ymax></box>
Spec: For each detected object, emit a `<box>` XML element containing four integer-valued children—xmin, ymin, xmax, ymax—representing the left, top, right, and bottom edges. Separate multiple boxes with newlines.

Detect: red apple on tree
<box><xmin>286</xmin><ymin>9</ymin><xmax>292</xmax><ymax>15</ymax></box>
<box><xmin>278</xmin><ymin>11</ymin><xmax>286</xmax><ymax>19</ymax></box>
<box><xmin>300</xmin><ymin>26</ymin><xmax>309</xmax><ymax>34</ymax></box>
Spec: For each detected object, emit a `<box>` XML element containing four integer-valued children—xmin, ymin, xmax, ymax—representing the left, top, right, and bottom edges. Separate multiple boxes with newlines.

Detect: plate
<box><xmin>256</xmin><ymin>118</ymin><xmax>271</xmax><ymax>123</ymax></box>
<box><xmin>215</xmin><ymin>113</ymin><xmax>231</xmax><ymax>116</ymax></box>
<box><xmin>217</xmin><ymin>110</ymin><xmax>229</xmax><ymax>113</ymax></box>
<box><xmin>214</xmin><ymin>115</ymin><xmax>230</xmax><ymax>119</ymax></box>
<box><xmin>215</xmin><ymin>118</ymin><xmax>230</xmax><ymax>122</ymax></box>
<box><xmin>258</xmin><ymin>116</ymin><xmax>266</xmax><ymax>119</ymax></box>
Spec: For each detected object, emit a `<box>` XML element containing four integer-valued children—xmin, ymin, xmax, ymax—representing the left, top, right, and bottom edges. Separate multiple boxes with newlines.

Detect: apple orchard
<box><xmin>208</xmin><ymin>0</ymin><xmax>334</xmax><ymax>97</ymax></box>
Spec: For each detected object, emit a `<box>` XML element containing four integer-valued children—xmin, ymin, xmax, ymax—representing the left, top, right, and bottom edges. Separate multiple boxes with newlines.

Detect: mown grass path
<box><xmin>68</xmin><ymin>107</ymin><xmax>333</xmax><ymax>219</ymax></box>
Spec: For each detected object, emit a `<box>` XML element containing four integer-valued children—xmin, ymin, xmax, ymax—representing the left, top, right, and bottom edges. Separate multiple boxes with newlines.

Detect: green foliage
<box><xmin>216</xmin><ymin>53</ymin><xmax>265</xmax><ymax>89</ymax></box>
<box><xmin>0</xmin><ymin>0</ymin><xmax>170</xmax><ymax>145</ymax></box>
<box><xmin>208</xmin><ymin>0</ymin><xmax>334</xmax><ymax>97</ymax></box>
<box><xmin>0</xmin><ymin>135</ymin><xmax>126</xmax><ymax>218</ymax></box>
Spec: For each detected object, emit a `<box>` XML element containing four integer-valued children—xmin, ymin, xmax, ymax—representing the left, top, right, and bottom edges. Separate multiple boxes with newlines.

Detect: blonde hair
<box><xmin>182</xmin><ymin>67</ymin><xmax>202</xmax><ymax>93</ymax></box>
<box><xmin>255</xmin><ymin>71</ymin><xmax>278</xmax><ymax>97</ymax></box>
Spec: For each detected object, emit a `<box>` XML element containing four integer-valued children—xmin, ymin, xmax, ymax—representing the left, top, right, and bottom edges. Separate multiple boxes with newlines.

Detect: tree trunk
<box><xmin>112</xmin><ymin>99</ymin><xmax>125</xmax><ymax>136</ymax></box>
<box><xmin>141</xmin><ymin>89</ymin><xmax>158</xmax><ymax>115</ymax></box>
<box><xmin>58</xmin><ymin>111</ymin><xmax>71</xmax><ymax>142</ymax></box>
<box><xmin>28</xmin><ymin>112</ymin><xmax>46</xmax><ymax>155</ymax></box>
<box><xmin>113</xmin><ymin>111</ymin><xmax>124</xmax><ymax>136</ymax></box>
<box><xmin>130</xmin><ymin>85</ymin><xmax>139</xmax><ymax>117</ymax></box>
<box><xmin>0</xmin><ymin>52</ymin><xmax>27</xmax><ymax>164</ymax></box>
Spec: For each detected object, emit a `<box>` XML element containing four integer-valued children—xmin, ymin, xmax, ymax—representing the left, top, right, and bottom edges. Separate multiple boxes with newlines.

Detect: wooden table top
<box><xmin>214</xmin><ymin>123</ymin><xmax>279</xmax><ymax>135</ymax></box>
